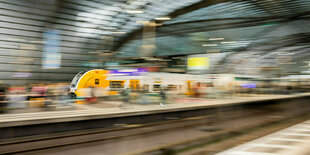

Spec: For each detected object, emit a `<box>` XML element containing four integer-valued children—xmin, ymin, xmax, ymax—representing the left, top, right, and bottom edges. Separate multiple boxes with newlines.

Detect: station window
<box><xmin>110</xmin><ymin>81</ymin><xmax>124</xmax><ymax>88</ymax></box>
<box><xmin>95</xmin><ymin>79</ymin><xmax>99</xmax><ymax>85</ymax></box>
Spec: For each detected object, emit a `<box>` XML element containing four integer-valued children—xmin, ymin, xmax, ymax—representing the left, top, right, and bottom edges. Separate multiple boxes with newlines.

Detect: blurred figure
<box><xmin>86</xmin><ymin>86</ymin><xmax>97</xmax><ymax>104</ymax></box>
<box><xmin>199</xmin><ymin>83</ymin><xmax>208</xmax><ymax>98</ymax></box>
<box><xmin>32</xmin><ymin>84</ymin><xmax>47</xmax><ymax>98</ymax></box>
<box><xmin>166</xmin><ymin>86</ymin><xmax>177</xmax><ymax>104</ymax></box>
<box><xmin>56</xmin><ymin>84</ymin><xmax>71</xmax><ymax>106</ymax></box>
<box><xmin>8</xmin><ymin>87</ymin><xmax>27</xmax><ymax>109</ymax></box>
<box><xmin>206</xmin><ymin>82</ymin><xmax>216</xmax><ymax>99</ymax></box>
<box><xmin>0</xmin><ymin>85</ymin><xmax>7</xmax><ymax>113</ymax></box>
<box><xmin>142</xmin><ymin>85</ymin><xmax>149</xmax><ymax>93</ymax></box>
<box><xmin>44</xmin><ymin>84</ymin><xmax>54</xmax><ymax>109</ymax></box>
<box><xmin>159</xmin><ymin>87</ymin><xmax>166</xmax><ymax>106</ymax></box>
<box><xmin>29</xmin><ymin>84</ymin><xmax>48</xmax><ymax>107</ymax></box>
<box><xmin>120</xmin><ymin>88</ymin><xmax>131</xmax><ymax>109</ymax></box>
<box><xmin>193</xmin><ymin>83</ymin><xmax>201</xmax><ymax>98</ymax></box>
<box><xmin>26</xmin><ymin>84</ymin><xmax>32</xmax><ymax>101</ymax></box>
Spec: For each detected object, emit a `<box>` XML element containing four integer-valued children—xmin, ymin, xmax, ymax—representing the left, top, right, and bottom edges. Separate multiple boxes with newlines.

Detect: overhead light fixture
<box><xmin>202</xmin><ymin>44</ymin><xmax>217</xmax><ymax>47</ymax></box>
<box><xmin>7</xmin><ymin>38</ymin><xmax>26</xmax><ymax>41</ymax></box>
<box><xmin>277</xmin><ymin>52</ymin><xmax>295</xmax><ymax>56</ymax></box>
<box><xmin>221</xmin><ymin>41</ymin><xmax>237</xmax><ymax>44</ymax></box>
<box><xmin>30</xmin><ymin>40</ymin><xmax>46</xmax><ymax>44</ymax></box>
<box><xmin>88</xmin><ymin>51</ymin><xmax>101</xmax><ymax>54</ymax></box>
<box><xmin>126</xmin><ymin>10</ymin><xmax>144</xmax><ymax>14</ymax></box>
<box><xmin>209</xmin><ymin>38</ymin><xmax>224</xmax><ymax>41</ymax></box>
<box><xmin>136</xmin><ymin>21</ymin><xmax>149</xmax><ymax>24</ymax></box>
<box><xmin>148</xmin><ymin>23</ymin><xmax>162</xmax><ymax>26</ymax></box>
<box><xmin>154</xmin><ymin>17</ymin><xmax>171</xmax><ymax>20</ymax></box>
<box><xmin>111</xmin><ymin>31</ymin><xmax>127</xmax><ymax>34</ymax></box>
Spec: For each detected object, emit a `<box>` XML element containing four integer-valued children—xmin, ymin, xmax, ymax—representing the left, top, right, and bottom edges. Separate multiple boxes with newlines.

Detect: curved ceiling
<box><xmin>39</xmin><ymin>0</ymin><xmax>310</xmax><ymax>58</ymax></box>
<box><xmin>0</xmin><ymin>0</ymin><xmax>309</xmax><ymax>84</ymax></box>
<box><xmin>111</xmin><ymin>0</ymin><xmax>310</xmax><ymax>58</ymax></box>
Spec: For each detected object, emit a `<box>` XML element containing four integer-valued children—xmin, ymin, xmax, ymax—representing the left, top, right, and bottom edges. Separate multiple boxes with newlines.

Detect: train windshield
<box><xmin>71</xmin><ymin>70</ymin><xmax>87</xmax><ymax>88</ymax></box>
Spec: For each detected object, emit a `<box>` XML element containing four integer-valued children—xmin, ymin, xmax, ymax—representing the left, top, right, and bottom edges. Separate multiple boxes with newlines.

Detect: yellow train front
<box><xmin>69</xmin><ymin>69</ymin><xmax>147</xmax><ymax>99</ymax></box>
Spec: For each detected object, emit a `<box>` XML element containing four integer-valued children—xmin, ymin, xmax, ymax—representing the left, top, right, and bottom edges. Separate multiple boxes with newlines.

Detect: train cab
<box><xmin>70</xmin><ymin>69</ymin><xmax>109</xmax><ymax>97</ymax></box>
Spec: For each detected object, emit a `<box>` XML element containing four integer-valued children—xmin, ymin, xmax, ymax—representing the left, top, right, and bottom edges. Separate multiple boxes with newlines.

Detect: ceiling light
<box><xmin>126</xmin><ymin>10</ymin><xmax>144</xmax><ymax>14</ymax></box>
<box><xmin>111</xmin><ymin>31</ymin><xmax>127</xmax><ymax>34</ymax></box>
<box><xmin>30</xmin><ymin>40</ymin><xmax>46</xmax><ymax>44</ymax></box>
<box><xmin>209</xmin><ymin>38</ymin><xmax>224</xmax><ymax>41</ymax></box>
<box><xmin>154</xmin><ymin>17</ymin><xmax>171</xmax><ymax>20</ymax></box>
<box><xmin>136</xmin><ymin>21</ymin><xmax>149</xmax><ymax>24</ymax></box>
<box><xmin>8</xmin><ymin>38</ymin><xmax>26</xmax><ymax>41</ymax></box>
<box><xmin>221</xmin><ymin>41</ymin><xmax>237</xmax><ymax>44</ymax></box>
<box><xmin>88</xmin><ymin>51</ymin><xmax>101</xmax><ymax>54</ymax></box>
<box><xmin>148</xmin><ymin>23</ymin><xmax>162</xmax><ymax>26</ymax></box>
<box><xmin>202</xmin><ymin>44</ymin><xmax>217</xmax><ymax>47</ymax></box>
<box><xmin>277</xmin><ymin>52</ymin><xmax>295</xmax><ymax>56</ymax></box>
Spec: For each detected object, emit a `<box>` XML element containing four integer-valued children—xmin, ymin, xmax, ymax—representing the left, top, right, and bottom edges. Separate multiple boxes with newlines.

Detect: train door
<box><xmin>109</xmin><ymin>80</ymin><xmax>126</xmax><ymax>95</ymax></box>
<box><xmin>185</xmin><ymin>80</ymin><xmax>194</xmax><ymax>95</ymax></box>
<box><xmin>75</xmin><ymin>70</ymin><xmax>108</xmax><ymax>100</ymax></box>
<box><xmin>130</xmin><ymin>80</ymin><xmax>140</xmax><ymax>91</ymax></box>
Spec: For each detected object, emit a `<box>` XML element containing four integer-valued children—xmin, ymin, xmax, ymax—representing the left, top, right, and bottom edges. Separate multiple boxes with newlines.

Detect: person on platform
<box><xmin>0</xmin><ymin>86</ymin><xmax>7</xmax><ymax>113</ymax></box>
<box><xmin>119</xmin><ymin>88</ymin><xmax>131</xmax><ymax>109</ymax></box>
<box><xmin>159</xmin><ymin>87</ymin><xmax>166</xmax><ymax>107</ymax></box>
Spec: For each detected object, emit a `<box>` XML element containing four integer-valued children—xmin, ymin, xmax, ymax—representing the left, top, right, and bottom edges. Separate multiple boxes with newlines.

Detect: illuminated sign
<box><xmin>241</xmin><ymin>83</ymin><xmax>256</xmax><ymax>88</ymax></box>
<box><xmin>109</xmin><ymin>68</ymin><xmax>147</xmax><ymax>76</ymax></box>
<box><xmin>12</xmin><ymin>72</ymin><xmax>32</xmax><ymax>77</ymax></box>
<box><xmin>42</xmin><ymin>29</ymin><xmax>61</xmax><ymax>69</ymax></box>
<box><xmin>187</xmin><ymin>57</ymin><xmax>209</xmax><ymax>70</ymax></box>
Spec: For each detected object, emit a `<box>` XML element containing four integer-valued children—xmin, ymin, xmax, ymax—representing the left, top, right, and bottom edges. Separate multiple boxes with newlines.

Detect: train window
<box><xmin>71</xmin><ymin>70</ymin><xmax>87</xmax><ymax>87</ymax></box>
<box><xmin>167</xmin><ymin>85</ymin><xmax>177</xmax><ymax>90</ymax></box>
<box><xmin>110</xmin><ymin>81</ymin><xmax>124</xmax><ymax>88</ymax></box>
<box><xmin>153</xmin><ymin>84</ymin><xmax>161</xmax><ymax>91</ymax></box>
<box><xmin>95</xmin><ymin>79</ymin><xmax>99</xmax><ymax>85</ymax></box>
<box><xmin>142</xmin><ymin>85</ymin><xmax>149</xmax><ymax>92</ymax></box>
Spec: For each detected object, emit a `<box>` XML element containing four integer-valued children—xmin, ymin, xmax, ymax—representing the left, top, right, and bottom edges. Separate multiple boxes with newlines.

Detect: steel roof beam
<box><xmin>112</xmin><ymin>0</ymin><xmax>238</xmax><ymax>51</ymax></box>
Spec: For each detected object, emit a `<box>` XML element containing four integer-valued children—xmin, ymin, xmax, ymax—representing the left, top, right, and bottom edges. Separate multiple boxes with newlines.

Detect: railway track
<box><xmin>126</xmin><ymin>108</ymin><xmax>310</xmax><ymax>155</ymax></box>
<box><xmin>1</xmin><ymin>97</ymin><xmax>310</xmax><ymax>155</ymax></box>
<box><xmin>0</xmin><ymin>115</ymin><xmax>214</xmax><ymax>154</ymax></box>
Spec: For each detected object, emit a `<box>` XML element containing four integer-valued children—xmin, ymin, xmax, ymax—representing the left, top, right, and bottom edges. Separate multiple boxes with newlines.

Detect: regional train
<box><xmin>70</xmin><ymin>69</ymin><xmax>209</xmax><ymax>97</ymax></box>
<box><xmin>69</xmin><ymin>69</ymin><xmax>264</xmax><ymax>98</ymax></box>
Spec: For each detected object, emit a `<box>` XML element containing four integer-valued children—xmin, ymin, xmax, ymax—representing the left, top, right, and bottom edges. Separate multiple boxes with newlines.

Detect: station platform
<box><xmin>216</xmin><ymin>119</ymin><xmax>310</xmax><ymax>155</ymax></box>
<box><xmin>1</xmin><ymin>93</ymin><xmax>310</xmax><ymax>128</ymax></box>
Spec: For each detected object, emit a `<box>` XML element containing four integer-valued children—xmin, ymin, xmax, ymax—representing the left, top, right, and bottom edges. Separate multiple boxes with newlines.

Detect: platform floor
<box><xmin>1</xmin><ymin>93</ymin><xmax>310</xmax><ymax>128</ymax></box>
<box><xmin>2</xmin><ymin>94</ymin><xmax>290</xmax><ymax>114</ymax></box>
<box><xmin>216</xmin><ymin>119</ymin><xmax>310</xmax><ymax>155</ymax></box>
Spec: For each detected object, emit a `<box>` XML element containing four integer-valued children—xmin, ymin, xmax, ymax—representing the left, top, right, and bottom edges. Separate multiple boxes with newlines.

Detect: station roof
<box><xmin>53</xmin><ymin>0</ymin><xmax>310</xmax><ymax>57</ymax></box>
<box><xmin>0</xmin><ymin>0</ymin><xmax>309</xmax><ymax>81</ymax></box>
<box><xmin>49</xmin><ymin>0</ymin><xmax>310</xmax><ymax>75</ymax></box>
